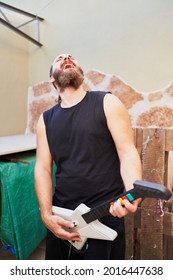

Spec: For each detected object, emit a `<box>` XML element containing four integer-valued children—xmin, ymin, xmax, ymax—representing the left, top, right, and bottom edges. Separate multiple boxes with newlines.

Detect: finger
<box><xmin>124</xmin><ymin>199</ymin><xmax>137</xmax><ymax>212</ymax></box>
<box><xmin>110</xmin><ymin>200</ymin><xmax>128</xmax><ymax>217</ymax></box>
<box><xmin>109</xmin><ymin>204</ymin><xmax>116</xmax><ymax>217</ymax></box>
<box><xmin>58</xmin><ymin>228</ymin><xmax>81</xmax><ymax>241</ymax></box>
<box><xmin>55</xmin><ymin>216</ymin><xmax>75</xmax><ymax>229</ymax></box>
<box><xmin>69</xmin><ymin>233</ymin><xmax>82</xmax><ymax>242</ymax></box>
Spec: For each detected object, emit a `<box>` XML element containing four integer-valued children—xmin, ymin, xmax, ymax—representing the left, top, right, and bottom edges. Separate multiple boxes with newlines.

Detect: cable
<box><xmin>36</xmin><ymin>0</ymin><xmax>56</xmax><ymax>15</ymax></box>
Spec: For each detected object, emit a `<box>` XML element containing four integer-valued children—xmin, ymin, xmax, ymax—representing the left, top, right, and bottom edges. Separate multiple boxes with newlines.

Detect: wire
<box><xmin>36</xmin><ymin>0</ymin><xmax>56</xmax><ymax>14</ymax></box>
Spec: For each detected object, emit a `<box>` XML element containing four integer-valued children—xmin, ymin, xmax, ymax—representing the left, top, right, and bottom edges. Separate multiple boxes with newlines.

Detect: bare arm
<box><xmin>104</xmin><ymin>94</ymin><xmax>142</xmax><ymax>217</ymax></box>
<box><xmin>34</xmin><ymin>114</ymin><xmax>81</xmax><ymax>241</ymax></box>
<box><xmin>34</xmin><ymin>115</ymin><xmax>53</xmax><ymax>220</ymax></box>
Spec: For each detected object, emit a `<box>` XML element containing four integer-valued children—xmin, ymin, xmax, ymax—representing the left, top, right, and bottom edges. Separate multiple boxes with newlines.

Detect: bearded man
<box><xmin>34</xmin><ymin>54</ymin><xmax>142</xmax><ymax>260</ymax></box>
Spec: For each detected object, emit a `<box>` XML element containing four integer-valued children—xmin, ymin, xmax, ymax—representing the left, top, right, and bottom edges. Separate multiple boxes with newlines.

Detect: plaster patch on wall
<box><xmin>26</xmin><ymin>82</ymin><xmax>57</xmax><ymax>134</ymax></box>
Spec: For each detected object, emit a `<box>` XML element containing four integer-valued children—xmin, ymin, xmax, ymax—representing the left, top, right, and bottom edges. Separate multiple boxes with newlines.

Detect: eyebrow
<box><xmin>55</xmin><ymin>56</ymin><xmax>62</xmax><ymax>61</ymax></box>
<box><xmin>55</xmin><ymin>54</ymin><xmax>73</xmax><ymax>61</ymax></box>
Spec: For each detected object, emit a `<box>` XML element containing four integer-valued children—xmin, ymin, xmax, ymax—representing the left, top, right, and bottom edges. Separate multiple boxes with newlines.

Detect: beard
<box><xmin>53</xmin><ymin>66</ymin><xmax>84</xmax><ymax>93</ymax></box>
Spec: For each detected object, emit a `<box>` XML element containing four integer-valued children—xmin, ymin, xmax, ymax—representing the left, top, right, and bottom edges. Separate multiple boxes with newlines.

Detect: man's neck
<box><xmin>59</xmin><ymin>86</ymin><xmax>86</xmax><ymax>108</ymax></box>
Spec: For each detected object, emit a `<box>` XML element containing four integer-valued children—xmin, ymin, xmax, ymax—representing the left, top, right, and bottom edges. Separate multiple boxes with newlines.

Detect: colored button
<box><xmin>110</xmin><ymin>200</ymin><xmax>117</xmax><ymax>205</ymax></box>
<box><xmin>126</xmin><ymin>193</ymin><xmax>134</xmax><ymax>201</ymax></box>
<box><xmin>118</xmin><ymin>198</ymin><xmax>125</xmax><ymax>205</ymax></box>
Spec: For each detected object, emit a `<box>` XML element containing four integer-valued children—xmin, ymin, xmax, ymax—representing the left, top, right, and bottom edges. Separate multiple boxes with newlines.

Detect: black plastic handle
<box><xmin>131</xmin><ymin>180</ymin><xmax>172</xmax><ymax>201</ymax></box>
<box><xmin>82</xmin><ymin>180</ymin><xmax>172</xmax><ymax>224</ymax></box>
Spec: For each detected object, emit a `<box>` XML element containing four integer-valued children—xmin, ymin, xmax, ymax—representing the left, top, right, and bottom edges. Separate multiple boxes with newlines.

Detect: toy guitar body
<box><xmin>52</xmin><ymin>180</ymin><xmax>172</xmax><ymax>250</ymax></box>
<box><xmin>52</xmin><ymin>203</ymin><xmax>118</xmax><ymax>250</ymax></box>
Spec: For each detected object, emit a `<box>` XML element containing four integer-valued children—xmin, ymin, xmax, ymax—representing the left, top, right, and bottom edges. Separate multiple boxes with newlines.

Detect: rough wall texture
<box><xmin>26</xmin><ymin>70</ymin><xmax>173</xmax><ymax>134</ymax></box>
<box><xmin>26</xmin><ymin>82</ymin><xmax>57</xmax><ymax>134</ymax></box>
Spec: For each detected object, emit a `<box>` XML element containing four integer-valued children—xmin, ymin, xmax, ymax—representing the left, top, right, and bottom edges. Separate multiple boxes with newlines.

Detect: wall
<box><xmin>26</xmin><ymin>71</ymin><xmax>173</xmax><ymax>134</ymax></box>
<box><xmin>0</xmin><ymin>22</ymin><xmax>29</xmax><ymax>136</ymax></box>
<box><xmin>1</xmin><ymin>0</ymin><xmax>173</xmax><ymax>135</ymax></box>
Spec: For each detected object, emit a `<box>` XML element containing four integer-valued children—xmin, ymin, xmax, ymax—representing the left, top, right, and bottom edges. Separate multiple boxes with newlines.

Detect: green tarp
<box><xmin>0</xmin><ymin>151</ymin><xmax>55</xmax><ymax>259</ymax></box>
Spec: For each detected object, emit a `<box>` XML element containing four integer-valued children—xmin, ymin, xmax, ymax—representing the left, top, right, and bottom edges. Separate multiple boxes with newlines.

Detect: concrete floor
<box><xmin>0</xmin><ymin>239</ymin><xmax>45</xmax><ymax>260</ymax></box>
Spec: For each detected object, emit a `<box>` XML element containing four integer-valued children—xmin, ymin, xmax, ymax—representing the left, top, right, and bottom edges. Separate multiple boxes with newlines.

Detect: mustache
<box><xmin>53</xmin><ymin>66</ymin><xmax>84</xmax><ymax>79</ymax></box>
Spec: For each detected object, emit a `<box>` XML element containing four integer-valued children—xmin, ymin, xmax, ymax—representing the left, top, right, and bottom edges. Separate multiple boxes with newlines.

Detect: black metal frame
<box><xmin>0</xmin><ymin>2</ymin><xmax>44</xmax><ymax>47</ymax></box>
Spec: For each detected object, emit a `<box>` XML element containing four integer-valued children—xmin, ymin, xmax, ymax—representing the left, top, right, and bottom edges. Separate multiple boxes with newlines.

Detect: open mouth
<box><xmin>63</xmin><ymin>63</ymin><xmax>74</xmax><ymax>70</ymax></box>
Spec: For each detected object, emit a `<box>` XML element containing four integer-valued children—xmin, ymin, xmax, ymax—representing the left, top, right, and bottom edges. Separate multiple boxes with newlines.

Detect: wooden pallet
<box><xmin>125</xmin><ymin>128</ymin><xmax>173</xmax><ymax>260</ymax></box>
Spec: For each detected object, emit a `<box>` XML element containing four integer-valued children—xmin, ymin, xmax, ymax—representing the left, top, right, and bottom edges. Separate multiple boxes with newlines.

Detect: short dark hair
<box><xmin>49</xmin><ymin>65</ymin><xmax>53</xmax><ymax>77</ymax></box>
<box><xmin>49</xmin><ymin>65</ymin><xmax>57</xmax><ymax>90</ymax></box>
<box><xmin>49</xmin><ymin>64</ymin><xmax>61</xmax><ymax>103</ymax></box>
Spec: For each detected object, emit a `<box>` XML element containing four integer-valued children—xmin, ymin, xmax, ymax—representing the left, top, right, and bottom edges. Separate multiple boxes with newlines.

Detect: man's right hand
<box><xmin>42</xmin><ymin>214</ymin><xmax>82</xmax><ymax>242</ymax></box>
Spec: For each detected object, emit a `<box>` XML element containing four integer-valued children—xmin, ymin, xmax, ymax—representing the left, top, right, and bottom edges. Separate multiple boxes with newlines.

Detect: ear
<box><xmin>49</xmin><ymin>77</ymin><xmax>57</xmax><ymax>89</ymax></box>
<box><xmin>50</xmin><ymin>76</ymin><xmax>55</xmax><ymax>83</ymax></box>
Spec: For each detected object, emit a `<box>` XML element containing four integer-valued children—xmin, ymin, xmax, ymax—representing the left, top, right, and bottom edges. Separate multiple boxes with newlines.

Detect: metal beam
<box><xmin>0</xmin><ymin>17</ymin><xmax>42</xmax><ymax>47</ymax></box>
<box><xmin>0</xmin><ymin>2</ymin><xmax>44</xmax><ymax>21</ymax></box>
<box><xmin>0</xmin><ymin>2</ymin><xmax>44</xmax><ymax>47</ymax></box>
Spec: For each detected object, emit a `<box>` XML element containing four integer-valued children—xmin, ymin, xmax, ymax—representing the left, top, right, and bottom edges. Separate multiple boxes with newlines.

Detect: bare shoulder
<box><xmin>36</xmin><ymin>113</ymin><xmax>48</xmax><ymax>143</ymax></box>
<box><xmin>103</xmin><ymin>93</ymin><xmax>129</xmax><ymax>118</ymax></box>
<box><xmin>103</xmin><ymin>93</ymin><xmax>133</xmax><ymax>143</ymax></box>
<box><xmin>37</xmin><ymin>114</ymin><xmax>44</xmax><ymax>129</ymax></box>
<box><xmin>36</xmin><ymin>114</ymin><xmax>47</xmax><ymax>138</ymax></box>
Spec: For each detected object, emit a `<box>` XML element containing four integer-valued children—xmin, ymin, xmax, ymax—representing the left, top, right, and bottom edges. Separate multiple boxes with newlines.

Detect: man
<box><xmin>34</xmin><ymin>54</ymin><xmax>142</xmax><ymax>260</ymax></box>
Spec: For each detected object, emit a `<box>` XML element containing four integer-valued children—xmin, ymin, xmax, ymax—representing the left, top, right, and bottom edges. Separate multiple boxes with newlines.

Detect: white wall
<box><xmin>1</xmin><ymin>0</ymin><xmax>173</xmax><ymax>135</ymax></box>
<box><xmin>0</xmin><ymin>19</ymin><xmax>28</xmax><ymax>136</ymax></box>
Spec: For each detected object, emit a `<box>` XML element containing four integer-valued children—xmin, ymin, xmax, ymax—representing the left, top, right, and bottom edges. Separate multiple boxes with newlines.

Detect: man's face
<box><xmin>51</xmin><ymin>54</ymin><xmax>84</xmax><ymax>92</ymax></box>
<box><xmin>53</xmin><ymin>54</ymin><xmax>79</xmax><ymax>71</ymax></box>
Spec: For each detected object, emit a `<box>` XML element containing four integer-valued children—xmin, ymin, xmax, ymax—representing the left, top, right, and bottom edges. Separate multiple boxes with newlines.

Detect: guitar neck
<box><xmin>82</xmin><ymin>202</ymin><xmax>111</xmax><ymax>224</ymax></box>
<box><xmin>82</xmin><ymin>180</ymin><xmax>172</xmax><ymax>224</ymax></box>
<box><xmin>82</xmin><ymin>189</ymin><xmax>137</xmax><ymax>224</ymax></box>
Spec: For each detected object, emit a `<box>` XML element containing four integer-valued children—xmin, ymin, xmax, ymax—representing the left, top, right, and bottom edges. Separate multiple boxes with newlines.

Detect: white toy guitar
<box><xmin>52</xmin><ymin>180</ymin><xmax>172</xmax><ymax>250</ymax></box>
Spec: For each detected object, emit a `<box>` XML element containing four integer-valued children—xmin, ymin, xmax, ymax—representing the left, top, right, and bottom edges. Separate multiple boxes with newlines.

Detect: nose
<box><xmin>64</xmin><ymin>56</ymin><xmax>70</xmax><ymax>61</ymax></box>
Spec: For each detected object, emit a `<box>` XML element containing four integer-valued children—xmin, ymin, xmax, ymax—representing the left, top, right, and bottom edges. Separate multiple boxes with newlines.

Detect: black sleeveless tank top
<box><xmin>43</xmin><ymin>91</ymin><xmax>124</xmax><ymax>210</ymax></box>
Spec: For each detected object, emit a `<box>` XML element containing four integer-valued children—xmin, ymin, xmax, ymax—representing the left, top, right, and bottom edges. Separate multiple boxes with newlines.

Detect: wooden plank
<box><xmin>125</xmin><ymin>213</ymin><xmax>135</xmax><ymax>259</ymax></box>
<box><xmin>142</xmin><ymin>128</ymin><xmax>165</xmax><ymax>181</ymax></box>
<box><xmin>134</xmin><ymin>228</ymin><xmax>141</xmax><ymax>259</ymax></box>
<box><xmin>134</xmin><ymin>127</ymin><xmax>143</xmax><ymax>158</ymax></box>
<box><xmin>125</xmin><ymin>207</ymin><xmax>141</xmax><ymax>259</ymax></box>
<box><xmin>167</xmin><ymin>152</ymin><xmax>173</xmax><ymax>194</ymax></box>
<box><xmin>163</xmin><ymin>235</ymin><xmax>173</xmax><ymax>259</ymax></box>
<box><xmin>133</xmin><ymin>208</ymin><xmax>141</xmax><ymax>260</ymax></box>
<box><xmin>165</xmin><ymin>128</ymin><xmax>173</xmax><ymax>197</ymax></box>
<box><xmin>165</xmin><ymin>129</ymin><xmax>173</xmax><ymax>151</ymax></box>
<box><xmin>164</xmin><ymin>151</ymin><xmax>169</xmax><ymax>188</ymax></box>
<box><xmin>140</xmin><ymin>128</ymin><xmax>165</xmax><ymax>259</ymax></box>
<box><xmin>134</xmin><ymin>207</ymin><xmax>141</xmax><ymax>229</ymax></box>
<box><xmin>163</xmin><ymin>212</ymin><xmax>173</xmax><ymax>236</ymax></box>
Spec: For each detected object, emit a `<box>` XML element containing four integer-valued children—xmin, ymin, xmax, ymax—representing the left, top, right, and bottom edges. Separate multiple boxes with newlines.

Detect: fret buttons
<box><xmin>118</xmin><ymin>197</ymin><xmax>125</xmax><ymax>205</ymax></box>
<box><xmin>126</xmin><ymin>193</ymin><xmax>135</xmax><ymax>202</ymax></box>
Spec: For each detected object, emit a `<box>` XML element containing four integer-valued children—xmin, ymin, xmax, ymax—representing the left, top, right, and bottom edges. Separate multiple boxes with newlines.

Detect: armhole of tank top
<box><xmin>42</xmin><ymin>111</ymin><xmax>47</xmax><ymax>126</ymax></box>
<box><xmin>101</xmin><ymin>91</ymin><xmax>113</xmax><ymax>126</ymax></box>
<box><xmin>96</xmin><ymin>92</ymin><xmax>108</xmax><ymax>125</ymax></box>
